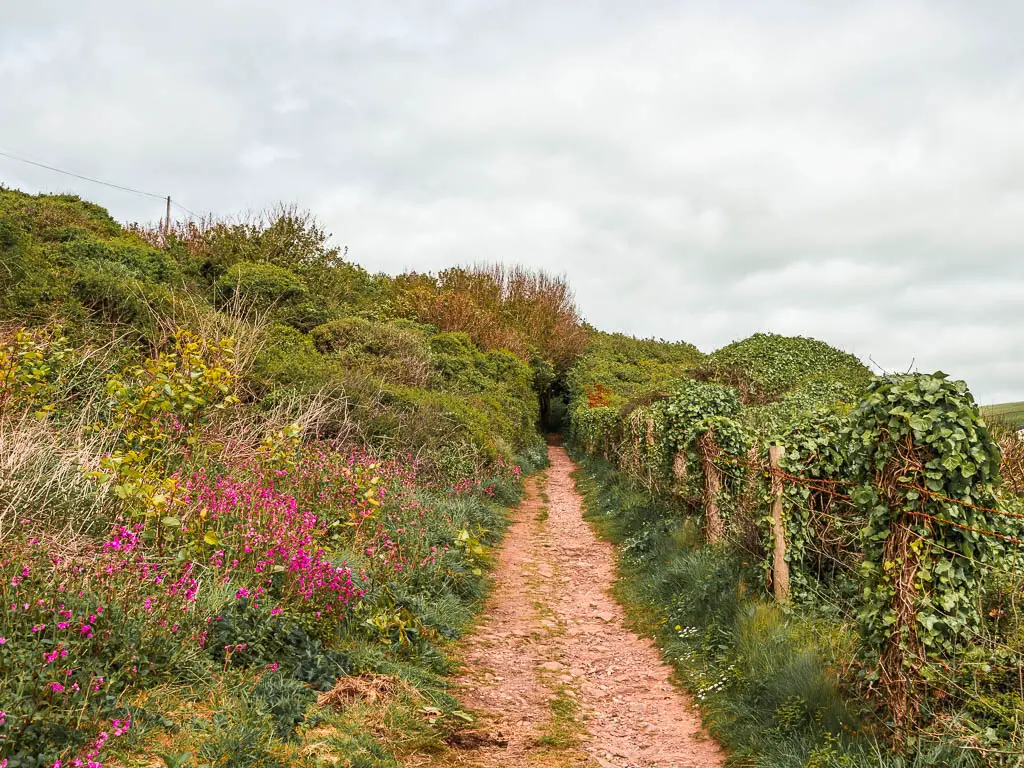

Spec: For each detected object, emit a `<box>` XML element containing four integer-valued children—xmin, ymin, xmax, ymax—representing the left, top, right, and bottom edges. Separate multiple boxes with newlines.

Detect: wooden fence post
<box><xmin>699</xmin><ymin>431</ymin><xmax>724</xmax><ymax>543</ymax></box>
<box><xmin>672</xmin><ymin>450</ymin><xmax>687</xmax><ymax>483</ymax></box>
<box><xmin>768</xmin><ymin>445</ymin><xmax>790</xmax><ymax>602</ymax></box>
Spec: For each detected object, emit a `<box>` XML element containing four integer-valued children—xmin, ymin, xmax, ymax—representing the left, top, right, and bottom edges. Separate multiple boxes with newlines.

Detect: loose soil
<box><xmin>404</xmin><ymin>442</ymin><xmax>724</xmax><ymax>768</ymax></box>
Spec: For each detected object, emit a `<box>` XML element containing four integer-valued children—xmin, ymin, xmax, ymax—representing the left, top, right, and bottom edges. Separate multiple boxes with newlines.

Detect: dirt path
<box><xmin>405</xmin><ymin>443</ymin><xmax>724</xmax><ymax>768</ymax></box>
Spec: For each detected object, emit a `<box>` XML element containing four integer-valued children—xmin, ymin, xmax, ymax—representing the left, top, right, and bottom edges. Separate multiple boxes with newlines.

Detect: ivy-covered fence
<box><xmin>567</xmin><ymin>371</ymin><xmax>1023</xmax><ymax>732</ymax></box>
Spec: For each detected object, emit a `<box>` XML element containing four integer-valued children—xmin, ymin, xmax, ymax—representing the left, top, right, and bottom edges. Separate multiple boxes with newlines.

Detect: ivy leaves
<box><xmin>703</xmin><ymin>333</ymin><xmax>871</xmax><ymax>402</ymax></box>
<box><xmin>849</xmin><ymin>373</ymin><xmax>1006</xmax><ymax>718</ymax></box>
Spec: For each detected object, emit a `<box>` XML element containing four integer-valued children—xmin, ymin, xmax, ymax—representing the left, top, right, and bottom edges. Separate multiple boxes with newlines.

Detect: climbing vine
<box><xmin>849</xmin><ymin>373</ymin><xmax>1005</xmax><ymax>727</ymax></box>
<box><xmin>771</xmin><ymin>408</ymin><xmax>859</xmax><ymax>603</ymax></box>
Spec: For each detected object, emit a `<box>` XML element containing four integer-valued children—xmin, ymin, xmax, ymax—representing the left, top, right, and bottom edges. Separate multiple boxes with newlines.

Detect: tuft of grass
<box><xmin>535</xmin><ymin>689</ymin><xmax>584</xmax><ymax>749</ymax></box>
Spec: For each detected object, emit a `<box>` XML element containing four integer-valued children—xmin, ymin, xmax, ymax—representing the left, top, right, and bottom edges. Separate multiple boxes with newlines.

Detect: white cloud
<box><xmin>239</xmin><ymin>144</ymin><xmax>300</xmax><ymax>170</ymax></box>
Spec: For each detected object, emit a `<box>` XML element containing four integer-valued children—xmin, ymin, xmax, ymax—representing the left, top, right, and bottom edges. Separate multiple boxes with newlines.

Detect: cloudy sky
<box><xmin>2</xmin><ymin>1</ymin><xmax>1022</xmax><ymax>403</ymax></box>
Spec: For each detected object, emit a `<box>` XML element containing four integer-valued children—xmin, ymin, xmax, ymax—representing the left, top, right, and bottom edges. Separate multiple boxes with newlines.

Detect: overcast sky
<box><xmin>2</xmin><ymin>2</ymin><xmax>1022</xmax><ymax>403</ymax></box>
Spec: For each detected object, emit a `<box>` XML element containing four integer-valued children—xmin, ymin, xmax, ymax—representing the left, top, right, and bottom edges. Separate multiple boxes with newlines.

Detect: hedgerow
<box><xmin>565</xmin><ymin>330</ymin><xmax>1024</xmax><ymax>760</ymax></box>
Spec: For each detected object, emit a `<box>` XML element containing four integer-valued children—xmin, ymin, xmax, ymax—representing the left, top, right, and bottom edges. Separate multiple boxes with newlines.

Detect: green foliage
<box><xmin>215</xmin><ymin>261</ymin><xmax>308</xmax><ymax>307</ymax></box>
<box><xmin>0</xmin><ymin>326</ymin><xmax>74</xmax><ymax>419</ymax></box>
<box><xmin>71</xmin><ymin>259</ymin><xmax>171</xmax><ymax>338</ymax></box>
<box><xmin>395</xmin><ymin>263</ymin><xmax>588</xmax><ymax>373</ymax></box>
<box><xmin>563</xmin><ymin>330</ymin><xmax>704</xmax><ymax>409</ymax></box>
<box><xmin>98</xmin><ymin>330</ymin><xmax>238</xmax><ymax>526</ymax></box>
<box><xmin>850</xmin><ymin>373</ymin><xmax>1007</xmax><ymax>707</ymax></box>
<box><xmin>0</xmin><ymin>188</ymin><xmax>121</xmax><ymax>241</ymax></box>
<box><xmin>0</xmin><ymin>188</ymin><xmax>135</xmax><ymax>319</ymax></box>
<box><xmin>743</xmin><ymin>380</ymin><xmax>859</xmax><ymax>440</ymax></box>
<box><xmin>249</xmin><ymin>324</ymin><xmax>331</xmax><ymax>393</ymax></box>
<box><xmin>702</xmin><ymin>333</ymin><xmax>871</xmax><ymax>402</ymax></box>
<box><xmin>196</xmin><ymin>706</ymin><xmax>290</xmax><ymax>768</ymax></box>
<box><xmin>208</xmin><ymin>601</ymin><xmax>351</xmax><ymax>690</ymax></box>
<box><xmin>215</xmin><ymin>261</ymin><xmax>330</xmax><ymax>332</ymax></box>
<box><xmin>60</xmin><ymin>234</ymin><xmax>181</xmax><ymax>282</ymax></box>
<box><xmin>249</xmin><ymin>671</ymin><xmax>317</xmax><ymax>741</ymax></box>
<box><xmin>661</xmin><ymin>379</ymin><xmax>743</xmax><ymax>449</ymax></box>
<box><xmin>773</xmin><ymin>408</ymin><xmax>861</xmax><ymax>601</ymax></box>
<box><xmin>566</xmin><ymin>404</ymin><xmax>621</xmax><ymax>459</ymax></box>
<box><xmin>311</xmin><ymin>317</ymin><xmax>431</xmax><ymax>386</ymax></box>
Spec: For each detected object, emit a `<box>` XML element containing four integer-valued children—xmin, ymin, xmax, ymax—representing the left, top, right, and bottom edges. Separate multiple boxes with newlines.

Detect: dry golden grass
<box><xmin>316</xmin><ymin>674</ymin><xmax>406</xmax><ymax>712</ymax></box>
<box><xmin>0</xmin><ymin>411</ymin><xmax>113</xmax><ymax>543</ymax></box>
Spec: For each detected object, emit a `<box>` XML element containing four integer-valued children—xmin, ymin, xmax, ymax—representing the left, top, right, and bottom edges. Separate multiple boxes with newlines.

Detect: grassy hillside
<box><xmin>0</xmin><ymin>188</ymin><xmax>575</xmax><ymax>766</ymax></box>
<box><xmin>983</xmin><ymin>401</ymin><xmax>1024</xmax><ymax>430</ymax></box>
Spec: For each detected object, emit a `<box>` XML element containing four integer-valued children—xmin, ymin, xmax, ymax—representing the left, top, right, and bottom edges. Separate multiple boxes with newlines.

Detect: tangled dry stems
<box><xmin>316</xmin><ymin>674</ymin><xmax>407</xmax><ymax>712</ymax></box>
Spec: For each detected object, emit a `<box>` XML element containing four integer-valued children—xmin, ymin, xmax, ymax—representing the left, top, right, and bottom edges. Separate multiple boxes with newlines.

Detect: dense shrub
<box><xmin>311</xmin><ymin>317</ymin><xmax>431</xmax><ymax>386</ymax></box>
<box><xmin>395</xmin><ymin>264</ymin><xmax>588</xmax><ymax>374</ymax></box>
<box><xmin>249</xmin><ymin>324</ymin><xmax>332</xmax><ymax>393</ymax></box>
<box><xmin>60</xmin><ymin>236</ymin><xmax>181</xmax><ymax>282</ymax></box>
<box><xmin>70</xmin><ymin>260</ymin><xmax>170</xmax><ymax>338</ymax></box>
<box><xmin>699</xmin><ymin>332</ymin><xmax>871</xmax><ymax>402</ymax></box>
<box><xmin>563</xmin><ymin>330</ymin><xmax>704</xmax><ymax>409</ymax></box>
<box><xmin>215</xmin><ymin>261</ymin><xmax>306</xmax><ymax>306</ymax></box>
<box><xmin>849</xmin><ymin>373</ymin><xmax>1010</xmax><ymax>727</ymax></box>
<box><xmin>0</xmin><ymin>188</ymin><xmax>121</xmax><ymax>242</ymax></box>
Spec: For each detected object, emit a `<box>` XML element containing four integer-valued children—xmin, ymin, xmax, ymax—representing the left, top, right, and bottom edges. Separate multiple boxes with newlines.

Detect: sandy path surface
<box><xmin>405</xmin><ymin>442</ymin><xmax>724</xmax><ymax>768</ymax></box>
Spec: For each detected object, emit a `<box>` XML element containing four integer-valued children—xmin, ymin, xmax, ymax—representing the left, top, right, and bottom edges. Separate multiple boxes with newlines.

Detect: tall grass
<box><xmin>0</xmin><ymin>413</ymin><xmax>113</xmax><ymax>543</ymax></box>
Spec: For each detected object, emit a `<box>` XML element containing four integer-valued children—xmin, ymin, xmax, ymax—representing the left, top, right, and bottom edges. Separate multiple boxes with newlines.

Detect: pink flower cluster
<box><xmin>181</xmin><ymin>468</ymin><xmax>365</xmax><ymax>613</ymax></box>
<box><xmin>42</xmin><ymin>717</ymin><xmax>130</xmax><ymax>768</ymax></box>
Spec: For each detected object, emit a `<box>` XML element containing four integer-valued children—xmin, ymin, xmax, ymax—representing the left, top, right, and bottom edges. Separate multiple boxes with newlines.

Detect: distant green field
<box><xmin>982</xmin><ymin>401</ymin><xmax>1024</xmax><ymax>429</ymax></box>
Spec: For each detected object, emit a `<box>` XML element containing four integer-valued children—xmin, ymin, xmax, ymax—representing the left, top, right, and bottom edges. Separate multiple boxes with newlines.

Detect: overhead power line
<box><xmin>171</xmin><ymin>200</ymin><xmax>202</xmax><ymax>219</ymax></box>
<box><xmin>0</xmin><ymin>148</ymin><xmax>204</xmax><ymax>223</ymax></box>
<box><xmin>0</xmin><ymin>148</ymin><xmax>167</xmax><ymax>200</ymax></box>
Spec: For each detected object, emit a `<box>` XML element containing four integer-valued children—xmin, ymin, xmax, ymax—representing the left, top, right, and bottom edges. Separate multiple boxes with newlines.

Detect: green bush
<box><xmin>311</xmin><ymin>317</ymin><xmax>431</xmax><ymax>386</ymax></box>
<box><xmin>850</xmin><ymin>372</ymin><xmax>1009</xmax><ymax>725</ymax></box>
<box><xmin>249</xmin><ymin>324</ymin><xmax>332</xmax><ymax>392</ymax></box>
<box><xmin>60</xmin><ymin>235</ymin><xmax>181</xmax><ymax>282</ymax></box>
<box><xmin>701</xmin><ymin>333</ymin><xmax>871</xmax><ymax>402</ymax></box>
<box><xmin>214</xmin><ymin>261</ymin><xmax>335</xmax><ymax>332</ymax></box>
<box><xmin>71</xmin><ymin>260</ymin><xmax>169</xmax><ymax>338</ymax></box>
<box><xmin>249</xmin><ymin>671</ymin><xmax>317</xmax><ymax>741</ymax></box>
<box><xmin>215</xmin><ymin>261</ymin><xmax>309</xmax><ymax>309</ymax></box>
<box><xmin>563</xmin><ymin>330</ymin><xmax>704</xmax><ymax>409</ymax></box>
<box><xmin>196</xmin><ymin>706</ymin><xmax>290</xmax><ymax>768</ymax></box>
<box><xmin>0</xmin><ymin>188</ymin><xmax>121</xmax><ymax>242</ymax></box>
<box><xmin>208</xmin><ymin>600</ymin><xmax>350</xmax><ymax>691</ymax></box>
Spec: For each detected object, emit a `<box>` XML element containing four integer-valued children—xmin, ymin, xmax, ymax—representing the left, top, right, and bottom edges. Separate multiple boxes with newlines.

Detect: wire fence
<box><xmin>604</xmin><ymin>429</ymin><xmax>1024</xmax><ymax>754</ymax></box>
